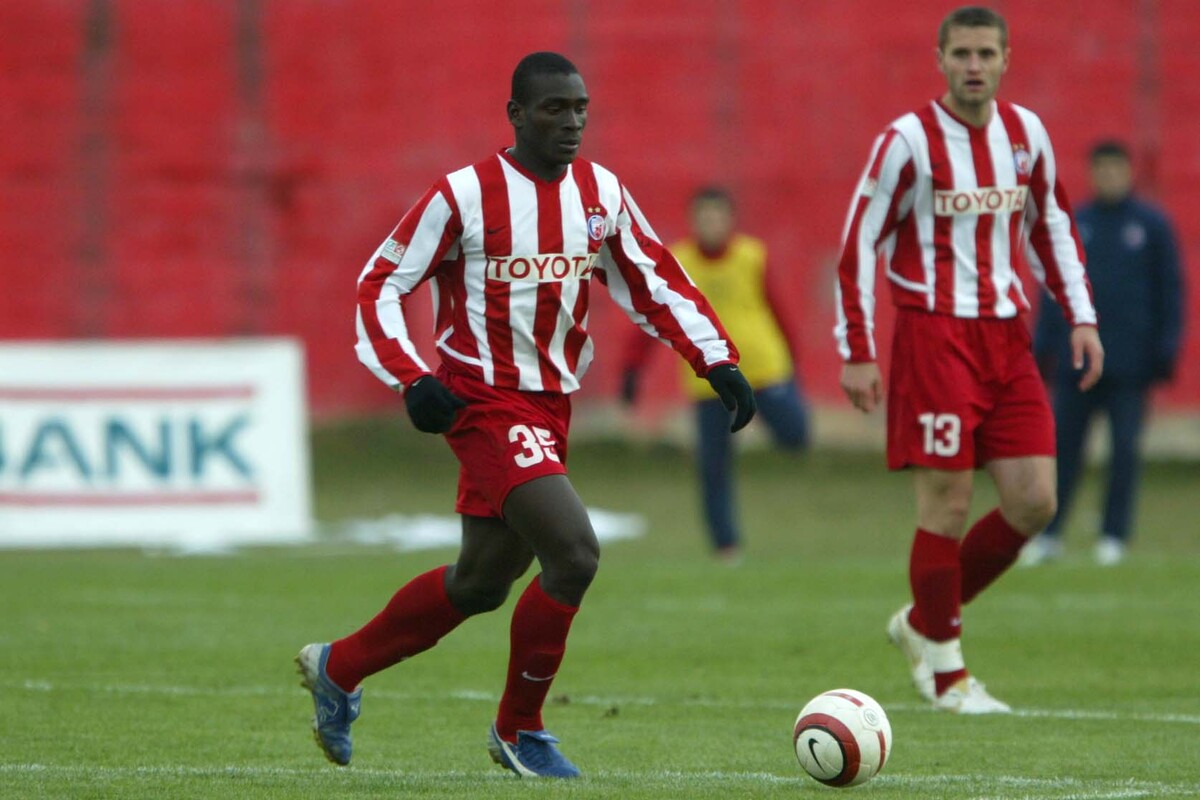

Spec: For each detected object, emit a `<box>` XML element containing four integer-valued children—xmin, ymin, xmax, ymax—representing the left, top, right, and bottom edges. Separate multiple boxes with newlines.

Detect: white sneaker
<box><xmin>934</xmin><ymin>676</ymin><xmax>1011</xmax><ymax>714</ymax></box>
<box><xmin>1018</xmin><ymin>534</ymin><xmax>1062</xmax><ymax>567</ymax></box>
<box><xmin>1094</xmin><ymin>537</ymin><xmax>1126</xmax><ymax>566</ymax></box>
<box><xmin>886</xmin><ymin>604</ymin><xmax>935</xmax><ymax>702</ymax></box>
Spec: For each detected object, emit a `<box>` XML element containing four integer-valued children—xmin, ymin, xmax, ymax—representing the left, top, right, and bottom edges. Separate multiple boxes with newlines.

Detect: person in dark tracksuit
<box><xmin>1024</xmin><ymin>140</ymin><xmax>1185</xmax><ymax>566</ymax></box>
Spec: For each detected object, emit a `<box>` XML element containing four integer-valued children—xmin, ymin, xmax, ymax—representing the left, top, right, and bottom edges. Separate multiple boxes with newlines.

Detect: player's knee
<box><xmin>1011</xmin><ymin>489</ymin><xmax>1057</xmax><ymax>534</ymax></box>
<box><xmin>447</xmin><ymin>574</ymin><xmax>513</xmax><ymax>616</ymax></box>
<box><xmin>562</xmin><ymin>540</ymin><xmax>600</xmax><ymax>586</ymax></box>
<box><xmin>542</xmin><ymin>539</ymin><xmax>600</xmax><ymax>604</ymax></box>
<box><xmin>919</xmin><ymin>497</ymin><xmax>971</xmax><ymax>537</ymax></box>
<box><xmin>941</xmin><ymin>504</ymin><xmax>972</xmax><ymax>536</ymax></box>
<box><xmin>1029</xmin><ymin>490</ymin><xmax>1057</xmax><ymax>531</ymax></box>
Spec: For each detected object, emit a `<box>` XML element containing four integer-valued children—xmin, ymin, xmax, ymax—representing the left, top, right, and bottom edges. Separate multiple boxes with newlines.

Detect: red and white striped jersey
<box><xmin>356</xmin><ymin>148</ymin><xmax>737</xmax><ymax>394</ymax></box>
<box><xmin>835</xmin><ymin>99</ymin><xmax>1097</xmax><ymax>363</ymax></box>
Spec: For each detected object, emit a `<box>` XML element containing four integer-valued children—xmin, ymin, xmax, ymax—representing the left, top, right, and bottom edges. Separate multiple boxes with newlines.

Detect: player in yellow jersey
<box><xmin>621</xmin><ymin>187</ymin><xmax>810</xmax><ymax>560</ymax></box>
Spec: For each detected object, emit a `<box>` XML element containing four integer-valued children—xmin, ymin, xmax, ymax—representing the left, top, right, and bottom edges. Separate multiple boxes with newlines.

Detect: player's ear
<box><xmin>507</xmin><ymin>99</ymin><xmax>524</xmax><ymax>129</ymax></box>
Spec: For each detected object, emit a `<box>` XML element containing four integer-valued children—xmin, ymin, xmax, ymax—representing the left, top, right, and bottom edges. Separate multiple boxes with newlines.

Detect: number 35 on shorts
<box><xmin>509</xmin><ymin>424</ymin><xmax>561</xmax><ymax>468</ymax></box>
<box><xmin>918</xmin><ymin>412</ymin><xmax>962</xmax><ymax>457</ymax></box>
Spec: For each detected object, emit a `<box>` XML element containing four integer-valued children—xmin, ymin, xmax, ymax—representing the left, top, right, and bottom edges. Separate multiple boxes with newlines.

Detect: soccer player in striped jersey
<box><xmin>296</xmin><ymin>52</ymin><xmax>755</xmax><ymax>778</ymax></box>
<box><xmin>834</xmin><ymin>7</ymin><xmax>1105</xmax><ymax>714</ymax></box>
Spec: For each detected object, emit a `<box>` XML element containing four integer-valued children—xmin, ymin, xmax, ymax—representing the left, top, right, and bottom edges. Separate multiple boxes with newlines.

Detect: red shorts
<box><xmin>438</xmin><ymin>366</ymin><xmax>571</xmax><ymax>518</ymax></box>
<box><xmin>886</xmin><ymin>309</ymin><xmax>1055</xmax><ymax>471</ymax></box>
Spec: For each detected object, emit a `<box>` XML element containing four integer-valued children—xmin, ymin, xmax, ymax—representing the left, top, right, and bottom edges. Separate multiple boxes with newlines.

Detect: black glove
<box><xmin>706</xmin><ymin>363</ymin><xmax>756</xmax><ymax>432</ymax></box>
<box><xmin>620</xmin><ymin>369</ymin><xmax>640</xmax><ymax>405</ymax></box>
<box><xmin>404</xmin><ymin>375</ymin><xmax>466</xmax><ymax>433</ymax></box>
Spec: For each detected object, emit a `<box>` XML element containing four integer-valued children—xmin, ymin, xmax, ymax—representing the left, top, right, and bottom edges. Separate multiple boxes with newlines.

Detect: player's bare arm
<box><xmin>1070</xmin><ymin>324</ymin><xmax>1104</xmax><ymax>391</ymax></box>
<box><xmin>840</xmin><ymin>362</ymin><xmax>884</xmax><ymax>413</ymax></box>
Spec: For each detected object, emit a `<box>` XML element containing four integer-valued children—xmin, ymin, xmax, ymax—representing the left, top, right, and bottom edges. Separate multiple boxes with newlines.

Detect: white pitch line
<box><xmin>10</xmin><ymin>677</ymin><xmax>1200</xmax><ymax>727</ymax></box>
<box><xmin>1</xmin><ymin>764</ymin><xmax>1196</xmax><ymax>798</ymax></box>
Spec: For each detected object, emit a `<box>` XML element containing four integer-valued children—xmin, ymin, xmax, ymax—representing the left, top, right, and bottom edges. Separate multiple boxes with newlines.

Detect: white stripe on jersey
<box><xmin>499</xmin><ymin>158</ymin><xmax>544</xmax><ymax>390</ymax></box>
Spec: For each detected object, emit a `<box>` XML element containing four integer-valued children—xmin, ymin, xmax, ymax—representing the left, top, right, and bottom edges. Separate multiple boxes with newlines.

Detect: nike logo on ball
<box><xmin>807</xmin><ymin>738</ymin><xmax>823</xmax><ymax>769</ymax></box>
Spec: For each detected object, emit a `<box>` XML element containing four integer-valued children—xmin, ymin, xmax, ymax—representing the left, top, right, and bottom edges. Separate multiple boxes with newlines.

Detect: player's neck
<box><xmin>506</xmin><ymin>146</ymin><xmax>569</xmax><ymax>183</ymax></box>
<box><xmin>939</xmin><ymin>92</ymin><xmax>993</xmax><ymax>128</ymax></box>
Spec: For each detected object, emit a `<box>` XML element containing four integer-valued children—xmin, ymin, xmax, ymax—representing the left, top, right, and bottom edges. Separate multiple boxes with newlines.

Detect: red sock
<box><xmin>907</xmin><ymin>528</ymin><xmax>962</xmax><ymax>642</ymax></box>
<box><xmin>934</xmin><ymin>666</ymin><xmax>969</xmax><ymax>696</ymax></box>
<box><xmin>495</xmin><ymin>576</ymin><xmax>578</xmax><ymax>742</ymax></box>
<box><xmin>325</xmin><ymin>565</ymin><xmax>466</xmax><ymax>691</ymax></box>
<box><xmin>960</xmin><ymin>508</ymin><xmax>1027</xmax><ymax>604</ymax></box>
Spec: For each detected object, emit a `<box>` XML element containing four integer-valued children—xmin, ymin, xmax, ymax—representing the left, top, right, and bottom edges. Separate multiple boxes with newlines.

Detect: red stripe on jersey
<box><xmin>358</xmin><ymin>181</ymin><xmax>460</xmax><ymax>385</ymax></box>
<box><xmin>880</xmin><ymin>160</ymin><xmax>918</xmax><ymax>279</ymax></box>
<box><xmin>1026</xmin><ymin>156</ymin><xmax>1087</xmax><ymax>321</ymax></box>
<box><xmin>967</xmin><ymin>125</ymin><xmax>998</xmax><ymax>315</ymax></box>
<box><xmin>838</xmin><ymin>193</ymin><xmax>875</xmax><ymax>360</ymax></box>
<box><xmin>917</xmin><ymin>105</ymin><xmax>956</xmax><ymax>315</ymax></box>
<box><xmin>837</xmin><ymin>129</ymin><xmax>900</xmax><ymax>360</ymax></box>
<box><xmin>435</xmin><ymin>257</ymin><xmax>475</xmax><ymax>362</ymax></box>
<box><xmin>887</xmin><ymin>161</ymin><xmax>928</xmax><ymax>306</ymax></box>
<box><xmin>534</xmin><ymin>180</ymin><xmax>567</xmax><ymax>391</ymax></box>
<box><xmin>866</xmin><ymin>129</ymin><xmax>898</xmax><ymax>183</ymax></box>
<box><xmin>563</xmin><ymin>162</ymin><xmax>602</xmax><ymax>373</ymax></box>
<box><xmin>997</xmin><ymin>103</ymin><xmax>1033</xmax><ymax>312</ymax></box>
<box><xmin>563</xmin><ymin>282</ymin><xmax>590</xmax><ymax>374</ymax></box>
<box><xmin>474</xmin><ymin>157</ymin><xmax>521</xmax><ymax>386</ymax></box>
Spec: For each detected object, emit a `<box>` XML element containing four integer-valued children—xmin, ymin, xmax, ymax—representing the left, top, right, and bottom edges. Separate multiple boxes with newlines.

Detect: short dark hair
<box><xmin>938</xmin><ymin>6</ymin><xmax>1009</xmax><ymax>50</ymax></box>
<box><xmin>1090</xmin><ymin>139</ymin><xmax>1131</xmax><ymax>162</ymax></box>
<box><xmin>690</xmin><ymin>186</ymin><xmax>734</xmax><ymax>208</ymax></box>
<box><xmin>511</xmin><ymin>52</ymin><xmax>579</xmax><ymax>105</ymax></box>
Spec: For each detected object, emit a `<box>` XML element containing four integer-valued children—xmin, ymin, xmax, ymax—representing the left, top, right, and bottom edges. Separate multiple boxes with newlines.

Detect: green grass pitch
<box><xmin>2</xmin><ymin>418</ymin><xmax>1198</xmax><ymax>799</ymax></box>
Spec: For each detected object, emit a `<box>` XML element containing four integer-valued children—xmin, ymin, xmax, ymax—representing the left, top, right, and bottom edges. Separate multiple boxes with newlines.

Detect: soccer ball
<box><xmin>793</xmin><ymin>688</ymin><xmax>892</xmax><ymax>787</ymax></box>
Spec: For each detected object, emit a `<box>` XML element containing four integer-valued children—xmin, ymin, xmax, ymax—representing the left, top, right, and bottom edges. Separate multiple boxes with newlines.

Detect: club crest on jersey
<box><xmin>587</xmin><ymin>214</ymin><xmax>606</xmax><ymax>241</ymax></box>
<box><xmin>381</xmin><ymin>238</ymin><xmax>406</xmax><ymax>265</ymax></box>
<box><xmin>1012</xmin><ymin>145</ymin><xmax>1033</xmax><ymax>177</ymax></box>
<box><xmin>486</xmin><ymin>253</ymin><xmax>599</xmax><ymax>283</ymax></box>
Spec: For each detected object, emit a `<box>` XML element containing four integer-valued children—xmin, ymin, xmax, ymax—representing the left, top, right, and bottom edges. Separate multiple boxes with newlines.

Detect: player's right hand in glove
<box><xmin>706</xmin><ymin>363</ymin><xmax>756</xmax><ymax>432</ymax></box>
<box><xmin>404</xmin><ymin>375</ymin><xmax>466</xmax><ymax>434</ymax></box>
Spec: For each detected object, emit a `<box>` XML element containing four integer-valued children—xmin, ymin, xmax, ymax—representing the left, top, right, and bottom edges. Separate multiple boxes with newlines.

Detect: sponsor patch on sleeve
<box><xmin>380</xmin><ymin>238</ymin><xmax>407</xmax><ymax>265</ymax></box>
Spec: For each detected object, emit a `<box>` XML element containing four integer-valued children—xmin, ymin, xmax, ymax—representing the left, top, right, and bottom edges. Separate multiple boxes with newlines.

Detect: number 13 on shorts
<box><xmin>918</xmin><ymin>412</ymin><xmax>962</xmax><ymax>457</ymax></box>
<box><xmin>509</xmin><ymin>424</ymin><xmax>561</xmax><ymax>468</ymax></box>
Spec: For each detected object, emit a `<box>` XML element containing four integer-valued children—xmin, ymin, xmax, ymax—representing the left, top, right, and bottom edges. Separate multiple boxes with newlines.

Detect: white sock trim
<box><xmin>927</xmin><ymin>638</ymin><xmax>965</xmax><ymax>673</ymax></box>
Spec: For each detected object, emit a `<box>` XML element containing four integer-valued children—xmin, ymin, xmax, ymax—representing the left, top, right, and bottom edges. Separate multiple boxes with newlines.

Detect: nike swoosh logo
<box><xmin>807</xmin><ymin>737</ymin><xmax>823</xmax><ymax>769</ymax></box>
<box><xmin>486</xmin><ymin>226</ymin><xmax>506</xmax><ymax>235</ymax></box>
<box><xmin>521</xmin><ymin>671</ymin><xmax>556</xmax><ymax>682</ymax></box>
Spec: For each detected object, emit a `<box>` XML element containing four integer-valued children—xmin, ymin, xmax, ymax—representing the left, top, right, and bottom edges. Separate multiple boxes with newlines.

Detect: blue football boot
<box><xmin>487</xmin><ymin>722</ymin><xmax>581</xmax><ymax>778</ymax></box>
<box><xmin>295</xmin><ymin>643</ymin><xmax>361</xmax><ymax>766</ymax></box>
